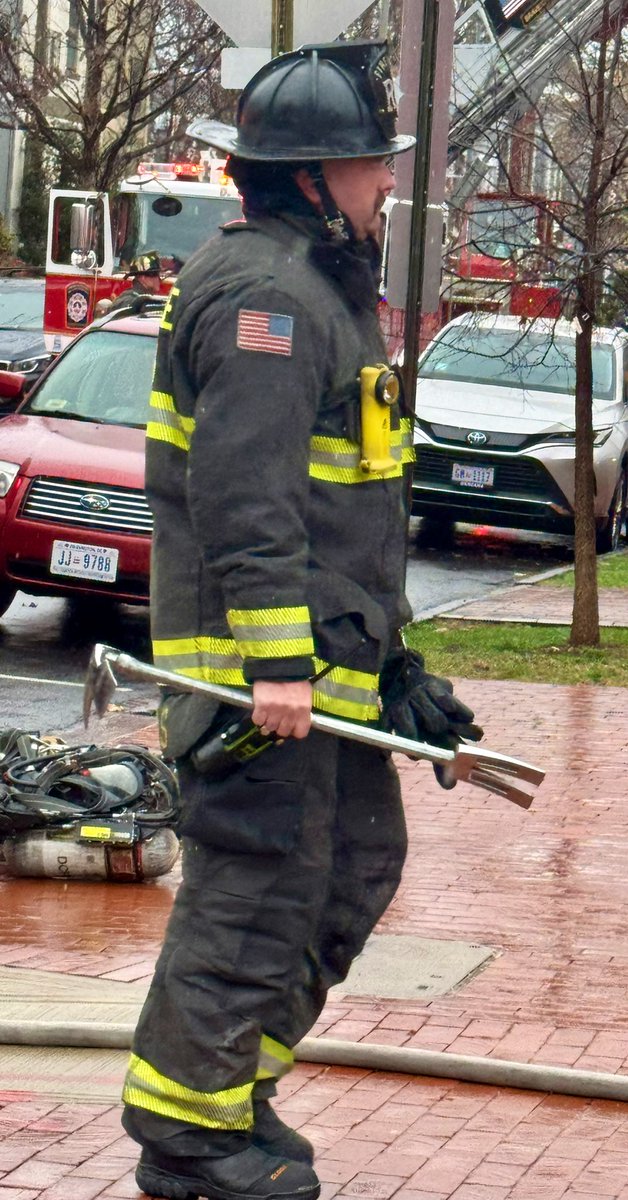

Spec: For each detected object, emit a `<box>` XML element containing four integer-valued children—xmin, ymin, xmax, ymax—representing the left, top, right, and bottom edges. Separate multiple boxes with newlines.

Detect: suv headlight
<box><xmin>539</xmin><ymin>426</ymin><xmax>613</xmax><ymax>448</ymax></box>
<box><xmin>0</xmin><ymin>462</ymin><xmax>20</xmax><ymax>497</ymax></box>
<box><xmin>12</xmin><ymin>354</ymin><xmax>53</xmax><ymax>374</ymax></box>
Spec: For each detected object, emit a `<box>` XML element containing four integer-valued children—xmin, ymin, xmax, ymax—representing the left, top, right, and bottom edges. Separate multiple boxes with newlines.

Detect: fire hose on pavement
<box><xmin>0</xmin><ymin>1019</ymin><xmax>627</xmax><ymax>1104</ymax></box>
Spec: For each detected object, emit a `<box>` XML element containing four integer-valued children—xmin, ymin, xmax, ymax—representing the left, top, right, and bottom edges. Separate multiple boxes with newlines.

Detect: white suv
<box><xmin>413</xmin><ymin>313</ymin><xmax>628</xmax><ymax>552</ymax></box>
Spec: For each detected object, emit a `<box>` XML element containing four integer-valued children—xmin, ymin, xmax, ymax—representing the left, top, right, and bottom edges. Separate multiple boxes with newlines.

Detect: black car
<box><xmin>0</xmin><ymin>276</ymin><xmax>53</xmax><ymax>380</ymax></box>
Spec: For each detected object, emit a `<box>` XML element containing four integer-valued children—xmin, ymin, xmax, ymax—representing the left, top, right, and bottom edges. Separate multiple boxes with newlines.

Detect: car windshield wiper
<box><xmin>24</xmin><ymin>407</ymin><xmax>101</xmax><ymax>422</ymax></box>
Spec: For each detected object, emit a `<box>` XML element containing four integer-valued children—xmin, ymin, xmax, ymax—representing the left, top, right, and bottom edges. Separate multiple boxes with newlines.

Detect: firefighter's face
<box><xmin>322</xmin><ymin>157</ymin><xmax>395</xmax><ymax>239</ymax></box>
<box><xmin>296</xmin><ymin>156</ymin><xmax>395</xmax><ymax>241</ymax></box>
<box><xmin>140</xmin><ymin>273</ymin><xmax>162</xmax><ymax>294</ymax></box>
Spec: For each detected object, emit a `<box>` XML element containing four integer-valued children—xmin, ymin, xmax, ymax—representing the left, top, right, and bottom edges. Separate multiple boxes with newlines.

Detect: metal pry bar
<box><xmin>83</xmin><ymin>643</ymin><xmax>544</xmax><ymax>809</ymax></box>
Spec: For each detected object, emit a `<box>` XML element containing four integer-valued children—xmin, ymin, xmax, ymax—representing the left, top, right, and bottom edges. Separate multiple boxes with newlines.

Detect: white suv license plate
<box><xmin>452</xmin><ymin>462</ymin><xmax>495</xmax><ymax>489</ymax></box>
<box><xmin>50</xmin><ymin>540</ymin><xmax>119</xmax><ymax>583</ymax></box>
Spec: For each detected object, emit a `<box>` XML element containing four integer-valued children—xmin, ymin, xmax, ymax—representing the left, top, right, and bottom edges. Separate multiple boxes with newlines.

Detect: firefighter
<box><xmin>122</xmin><ymin>41</ymin><xmax>479</xmax><ymax>1200</ymax></box>
<box><xmin>110</xmin><ymin>251</ymin><xmax>162</xmax><ymax>310</ymax></box>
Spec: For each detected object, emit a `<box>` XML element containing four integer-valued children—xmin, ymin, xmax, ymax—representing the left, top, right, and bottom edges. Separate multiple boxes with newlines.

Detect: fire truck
<box><xmin>440</xmin><ymin>190</ymin><xmax>565</xmax><ymax>324</ymax></box>
<box><xmin>44</xmin><ymin>160</ymin><xmax>242</xmax><ymax>348</ymax></box>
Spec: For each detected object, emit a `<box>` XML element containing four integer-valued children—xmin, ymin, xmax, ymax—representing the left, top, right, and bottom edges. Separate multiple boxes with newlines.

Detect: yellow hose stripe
<box><xmin>122</xmin><ymin>1053</ymin><xmax>253</xmax><ymax>1130</ymax></box>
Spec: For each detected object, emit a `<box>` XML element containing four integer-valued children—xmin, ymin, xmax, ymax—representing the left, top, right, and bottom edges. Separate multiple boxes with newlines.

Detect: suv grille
<box><xmin>414</xmin><ymin>447</ymin><xmax>565</xmax><ymax>501</ymax></box>
<box><xmin>21</xmin><ymin>478</ymin><xmax>152</xmax><ymax>536</ymax></box>
<box><xmin>419</xmin><ymin>421</ymin><xmax>530</xmax><ymax>450</ymax></box>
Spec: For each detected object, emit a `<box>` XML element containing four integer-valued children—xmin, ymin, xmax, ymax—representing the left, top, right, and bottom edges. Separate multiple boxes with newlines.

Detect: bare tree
<box><xmin>0</xmin><ymin>0</ymin><xmax>229</xmax><ymax>189</ymax></box>
<box><xmin>443</xmin><ymin>5</ymin><xmax>628</xmax><ymax>646</ymax></box>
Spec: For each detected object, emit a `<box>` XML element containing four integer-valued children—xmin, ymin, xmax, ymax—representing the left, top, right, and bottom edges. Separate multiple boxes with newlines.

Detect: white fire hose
<box><xmin>1</xmin><ymin>1020</ymin><xmax>627</xmax><ymax>1103</ymax></box>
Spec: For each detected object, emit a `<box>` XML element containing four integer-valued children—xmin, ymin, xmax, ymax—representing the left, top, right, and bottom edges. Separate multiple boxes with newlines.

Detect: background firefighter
<box><xmin>121</xmin><ymin>41</ymin><xmax>479</xmax><ymax>1200</ymax></box>
<box><xmin>109</xmin><ymin>252</ymin><xmax>162</xmax><ymax>310</ymax></box>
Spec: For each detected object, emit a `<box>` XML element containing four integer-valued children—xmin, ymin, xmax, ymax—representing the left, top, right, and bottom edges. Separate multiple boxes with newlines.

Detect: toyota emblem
<box><xmin>80</xmin><ymin>492</ymin><xmax>110</xmax><ymax>512</ymax></box>
<box><xmin>466</xmin><ymin>430</ymin><xmax>488</xmax><ymax>447</ymax></box>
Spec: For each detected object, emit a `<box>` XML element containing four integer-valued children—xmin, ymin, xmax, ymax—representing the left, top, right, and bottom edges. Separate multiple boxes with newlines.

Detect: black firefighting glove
<box><xmin>379</xmin><ymin>648</ymin><xmax>483</xmax><ymax>790</ymax></box>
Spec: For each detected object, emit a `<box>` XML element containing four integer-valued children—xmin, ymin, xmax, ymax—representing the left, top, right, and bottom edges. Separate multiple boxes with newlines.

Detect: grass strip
<box><xmin>404</xmin><ymin>620</ymin><xmax>628</xmax><ymax>686</ymax></box>
<box><xmin>540</xmin><ymin>549</ymin><xmax>628</xmax><ymax>589</ymax></box>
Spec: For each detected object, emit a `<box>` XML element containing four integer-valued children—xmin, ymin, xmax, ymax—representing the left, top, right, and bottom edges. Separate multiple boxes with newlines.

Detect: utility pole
<box><xmin>400</xmin><ymin>0</ymin><xmax>441</xmax><ymax>411</ymax></box>
<box><xmin>272</xmin><ymin>0</ymin><xmax>294</xmax><ymax>54</ymax></box>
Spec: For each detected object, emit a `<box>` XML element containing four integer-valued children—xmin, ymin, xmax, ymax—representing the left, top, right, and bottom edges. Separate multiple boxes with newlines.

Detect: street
<box><xmin>0</xmin><ymin>519</ymin><xmax>574</xmax><ymax>736</ymax></box>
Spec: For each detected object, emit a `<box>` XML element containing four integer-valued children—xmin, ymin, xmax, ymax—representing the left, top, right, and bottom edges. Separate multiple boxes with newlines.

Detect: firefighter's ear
<box><xmin>293</xmin><ymin>168</ymin><xmax>323</xmax><ymax>211</ymax></box>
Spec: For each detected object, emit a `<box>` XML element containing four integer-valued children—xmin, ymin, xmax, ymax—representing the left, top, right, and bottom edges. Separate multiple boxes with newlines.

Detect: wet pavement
<box><xmin>1</xmin><ymin>583</ymin><xmax>628</xmax><ymax>1197</ymax></box>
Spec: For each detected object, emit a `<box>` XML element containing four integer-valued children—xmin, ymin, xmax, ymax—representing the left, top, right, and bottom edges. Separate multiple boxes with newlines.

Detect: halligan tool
<box><xmin>84</xmin><ymin>643</ymin><xmax>544</xmax><ymax>809</ymax></box>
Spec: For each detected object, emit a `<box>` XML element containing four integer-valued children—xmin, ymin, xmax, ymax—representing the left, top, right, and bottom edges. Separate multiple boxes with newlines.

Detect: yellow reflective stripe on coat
<box><xmin>227</xmin><ymin>606</ymin><xmax>314</xmax><ymax>659</ymax></box>
<box><xmin>309</xmin><ymin>434</ymin><xmax>404</xmax><ymax>484</ymax></box>
<box><xmin>397</xmin><ymin>418</ymin><xmax>416</xmax><ymax>463</ymax></box>
<box><xmin>151</xmin><ymin>642</ymin><xmax>379</xmax><ymax>721</ymax></box>
<box><xmin>312</xmin><ymin>658</ymin><xmax>379</xmax><ymax>722</ymax></box>
<box><xmin>256</xmin><ymin>1034</ymin><xmax>294</xmax><ymax>1081</ymax></box>
<box><xmin>122</xmin><ymin>1053</ymin><xmax>253</xmax><ymax>1130</ymax></box>
<box><xmin>160</xmin><ymin>286</ymin><xmax>180</xmax><ymax>332</ymax></box>
<box><xmin>146</xmin><ymin>390</ymin><xmax>196</xmax><ymax>451</ymax></box>
<box><xmin>153</xmin><ymin>635</ymin><xmax>247</xmax><ymax>686</ymax></box>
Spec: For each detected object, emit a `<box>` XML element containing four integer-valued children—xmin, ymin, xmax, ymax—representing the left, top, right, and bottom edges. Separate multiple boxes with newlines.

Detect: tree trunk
<box><xmin>570</xmin><ymin>287</ymin><xmax>600</xmax><ymax>646</ymax></box>
<box><xmin>569</xmin><ymin>1</ymin><xmax>609</xmax><ymax>648</ymax></box>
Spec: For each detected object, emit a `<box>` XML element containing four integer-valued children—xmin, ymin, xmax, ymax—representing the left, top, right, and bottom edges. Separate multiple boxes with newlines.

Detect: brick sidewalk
<box><xmin>440</xmin><ymin>584</ymin><xmax>628</xmax><ymax>626</ymax></box>
<box><xmin>1</xmin><ymin>678</ymin><xmax>628</xmax><ymax>1197</ymax></box>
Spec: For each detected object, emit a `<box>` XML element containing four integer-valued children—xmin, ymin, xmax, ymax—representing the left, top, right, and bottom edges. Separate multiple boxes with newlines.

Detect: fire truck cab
<box><xmin>44</xmin><ymin>161</ymin><xmax>242</xmax><ymax>348</ymax></box>
<box><xmin>442</xmin><ymin>190</ymin><xmax>564</xmax><ymax>324</ymax></box>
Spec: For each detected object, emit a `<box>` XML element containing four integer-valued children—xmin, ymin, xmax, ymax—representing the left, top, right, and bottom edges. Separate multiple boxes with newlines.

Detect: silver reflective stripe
<box><xmin>231</xmin><ymin>622</ymin><xmax>312</xmax><ymax>643</ymax></box>
<box><xmin>256</xmin><ymin>1035</ymin><xmax>294</xmax><ymax>1081</ymax></box>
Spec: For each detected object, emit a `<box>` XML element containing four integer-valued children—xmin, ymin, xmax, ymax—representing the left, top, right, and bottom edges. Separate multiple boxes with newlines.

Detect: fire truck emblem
<box><xmin>66</xmin><ymin>285</ymin><xmax>91</xmax><ymax>327</ymax></box>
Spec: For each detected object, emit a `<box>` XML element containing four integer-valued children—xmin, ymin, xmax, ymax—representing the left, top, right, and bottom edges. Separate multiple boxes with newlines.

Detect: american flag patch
<box><xmin>237</xmin><ymin>310</ymin><xmax>294</xmax><ymax>356</ymax></box>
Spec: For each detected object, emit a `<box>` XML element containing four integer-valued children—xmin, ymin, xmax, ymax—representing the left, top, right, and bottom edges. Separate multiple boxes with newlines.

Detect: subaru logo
<box><xmin>80</xmin><ymin>492</ymin><xmax>110</xmax><ymax>512</ymax></box>
<box><xmin>466</xmin><ymin>430</ymin><xmax>488</xmax><ymax>447</ymax></box>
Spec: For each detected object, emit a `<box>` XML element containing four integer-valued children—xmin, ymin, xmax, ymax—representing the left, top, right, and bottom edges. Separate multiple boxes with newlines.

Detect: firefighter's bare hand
<box><xmin>252</xmin><ymin>680</ymin><xmax>313</xmax><ymax>740</ymax></box>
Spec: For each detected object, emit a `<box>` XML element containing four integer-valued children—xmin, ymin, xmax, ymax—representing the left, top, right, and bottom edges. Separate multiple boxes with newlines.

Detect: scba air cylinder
<box><xmin>1</xmin><ymin>827</ymin><xmax>180</xmax><ymax>881</ymax></box>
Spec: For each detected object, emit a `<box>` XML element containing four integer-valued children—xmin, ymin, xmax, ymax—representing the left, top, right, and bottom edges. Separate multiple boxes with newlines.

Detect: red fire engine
<box><xmin>44</xmin><ymin>160</ymin><xmax>242</xmax><ymax>349</ymax></box>
<box><xmin>441</xmin><ymin>190</ymin><xmax>564</xmax><ymax>324</ymax></box>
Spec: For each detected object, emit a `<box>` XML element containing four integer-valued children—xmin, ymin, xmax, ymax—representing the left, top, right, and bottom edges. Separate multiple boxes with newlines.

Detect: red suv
<box><xmin>0</xmin><ymin>304</ymin><xmax>160</xmax><ymax>619</ymax></box>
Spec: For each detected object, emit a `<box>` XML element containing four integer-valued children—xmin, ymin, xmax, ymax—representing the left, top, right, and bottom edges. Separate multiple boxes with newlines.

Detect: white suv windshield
<box><xmin>24</xmin><ymin>328</ymin><xmax>157</xmax><ymax>426</ymax></box>
<box><xmin>420</xmin><ymin>328</ymin><xmax>616</xmax><ymax>400</ymax></box>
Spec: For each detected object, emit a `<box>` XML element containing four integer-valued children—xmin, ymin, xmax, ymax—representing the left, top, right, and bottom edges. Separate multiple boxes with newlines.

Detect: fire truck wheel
<box><xmin>596</xmin><ymin>469</ymin><xmax>627</xmax><ymax>555</ymax></box>
<box><xmin>0</xmin><ymin>583</ymin><xmax>17</xmax><ymax>620</ymax></box>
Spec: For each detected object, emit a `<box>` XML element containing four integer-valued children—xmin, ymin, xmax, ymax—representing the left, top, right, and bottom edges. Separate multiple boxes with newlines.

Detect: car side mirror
<box><xmin>0</xmin><ymin>370</ymin><xmax>27</xmax><ymax>412</ymax></box>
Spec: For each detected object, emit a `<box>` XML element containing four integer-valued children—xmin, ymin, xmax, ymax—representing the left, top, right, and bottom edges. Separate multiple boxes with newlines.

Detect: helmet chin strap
<box><xmin>307</xmin><ymin>163</ymin><xmax>357</xmax><ymax>244</ymax></box>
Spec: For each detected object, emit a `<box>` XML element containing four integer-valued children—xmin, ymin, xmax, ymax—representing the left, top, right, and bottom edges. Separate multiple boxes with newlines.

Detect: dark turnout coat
<box><xmin>145</xmin><ymin>213</ymin><xmax>413</xmax><ymax>734</ymax></box>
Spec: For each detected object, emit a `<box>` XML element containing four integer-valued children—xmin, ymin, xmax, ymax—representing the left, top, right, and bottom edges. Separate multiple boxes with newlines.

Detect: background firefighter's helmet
<box><xmin>128</xmin><ymin>251</ymin><xmax>161</xmax><ymax>277</ymax></box>
<box><xmin>187</xmin><ymin>41</ymin><xmax>415</xmax><ymax>162</ymax></box>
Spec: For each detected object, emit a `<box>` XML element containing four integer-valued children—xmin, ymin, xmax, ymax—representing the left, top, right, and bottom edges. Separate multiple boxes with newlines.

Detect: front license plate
<box><xmin>452</xmin><ymin>462</ymin><xmax>495</xmax><ymax>489</ymax></box>
<box><xmin>50</xmin><ymin>540</ymin><xmax>119</xmax><ymax>582</ymax></box>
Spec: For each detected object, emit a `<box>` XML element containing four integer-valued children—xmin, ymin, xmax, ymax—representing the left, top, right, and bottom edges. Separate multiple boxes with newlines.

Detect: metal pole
<box><xmin>271</xmin><ymin>0</ymin><xmax>294</xmax><ymax>54</ymax></box>
<box><xmin>379</xmin><ymin>0</ymin><xmax>391</xmax><ymax>35</ymax></box>
<box><xmin>400</xmin><ymin>0</ymin><xmax>440</xmax><ymax>408</ymax></box>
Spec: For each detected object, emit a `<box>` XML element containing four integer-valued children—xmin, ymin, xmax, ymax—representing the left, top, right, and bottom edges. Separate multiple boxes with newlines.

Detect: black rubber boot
<box><xmin>135</xmin><ymin>1143</ymin><xmax>321</xmax><ymax>1200</ymax></box>
<box><xmin>251</xmin><ymin>1099</ymin><xmax>314</xmax><ymax>1165</ymax></box>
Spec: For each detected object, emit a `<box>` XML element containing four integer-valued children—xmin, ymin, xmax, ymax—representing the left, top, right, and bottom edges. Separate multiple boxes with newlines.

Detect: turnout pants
<box><xmin>122</xmin><ymin>727</ymin><xmax>407</xmax><ymax>1153</ymax></box>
